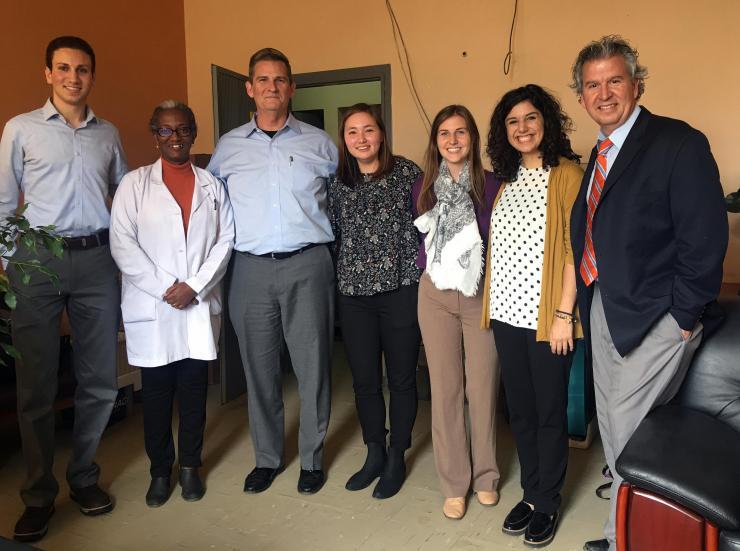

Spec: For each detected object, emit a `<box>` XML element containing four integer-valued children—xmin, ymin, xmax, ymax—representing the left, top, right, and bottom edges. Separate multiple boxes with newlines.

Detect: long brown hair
<box><xmin>417</xmin><ymin>105</ymin><xmax>485</xmax><ymax>214</ymax></box>
<box><xmin>336</xmin><ymin>103</ymin><xmax>394</xmax><ymax>187</ymax></box>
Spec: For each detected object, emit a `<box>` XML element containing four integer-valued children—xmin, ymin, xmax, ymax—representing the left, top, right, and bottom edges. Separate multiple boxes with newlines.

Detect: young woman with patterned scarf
<box><xmin>412</xmin><ymin>105</ymin><xmax>502</xmax><ymax>520</ymax></box>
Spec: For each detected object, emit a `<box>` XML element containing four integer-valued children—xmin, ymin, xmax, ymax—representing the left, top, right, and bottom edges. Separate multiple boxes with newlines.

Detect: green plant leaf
<box><xmin>1</xmin><ymin>341</ymin><xmax>21</xmax><ymax>359</ymax></box>
<box><xmin>49</xmin><ymin>239</ymin><xmax>64</xmax><ymax>257</ymax></box>
<box><xmin>4</xmin><ymin>291</ymin><xmax>17</xmax><ymax>309</ymax></box>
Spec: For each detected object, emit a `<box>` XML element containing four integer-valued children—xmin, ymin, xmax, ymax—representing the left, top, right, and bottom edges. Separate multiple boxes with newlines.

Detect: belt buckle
<box><xmin>270</xmin><ymin>252</ymin><xmax>278</xmax><ymax>260</ymax></box>
<box><xmin>81</xmin><ymin>237</ymin><xmax>87</xmax><ymax>248</ymax></box>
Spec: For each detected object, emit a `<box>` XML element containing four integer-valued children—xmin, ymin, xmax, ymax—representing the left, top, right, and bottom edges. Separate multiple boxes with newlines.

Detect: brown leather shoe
<box><xmin>443</xmin><ymin>497</ymin><xmax>467</xmax><ymax>519</ymax></box>
<box><xmin>476</xmin><ymin>490</ymin><xmax>500</xmax><ymax>506</ymax></box>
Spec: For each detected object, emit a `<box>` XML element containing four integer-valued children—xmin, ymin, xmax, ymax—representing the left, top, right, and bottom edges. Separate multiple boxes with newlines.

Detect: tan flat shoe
<box><xmin>443</xmin><ymin>497</ymin><xmax>467</xmax><ymax>520</ymax></box>
<box><xmin>476</xmin><ymin>490</ymin><xmax>499</xmax><ymax>506</ymax></box>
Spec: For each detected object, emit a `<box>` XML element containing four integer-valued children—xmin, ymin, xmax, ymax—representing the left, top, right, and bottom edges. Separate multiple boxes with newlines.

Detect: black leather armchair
<box><xmin>615</xmin><ymin>297</ymin><xmax>740</xmax><ymax>551</ymax></box>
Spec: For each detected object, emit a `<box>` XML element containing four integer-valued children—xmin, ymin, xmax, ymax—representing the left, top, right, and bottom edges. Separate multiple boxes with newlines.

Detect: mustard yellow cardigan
<box><xmin>481</xmin><ymin>158</ymin><xmax>585</xmax><ymax>341</ymax></box>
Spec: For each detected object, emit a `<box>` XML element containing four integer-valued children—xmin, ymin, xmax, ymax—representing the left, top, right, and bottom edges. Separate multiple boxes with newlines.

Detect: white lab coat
<box><xmin>110</xmin><ymin>159</ymin><xmax>235</xmax><ymax>367</ymax></box>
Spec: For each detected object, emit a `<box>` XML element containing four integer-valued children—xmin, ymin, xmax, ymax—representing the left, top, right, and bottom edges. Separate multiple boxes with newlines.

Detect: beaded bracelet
<box><xmin>554</xmin><ymin>309</ymin><xmax>576</xmax><ymax>324</ymax></box>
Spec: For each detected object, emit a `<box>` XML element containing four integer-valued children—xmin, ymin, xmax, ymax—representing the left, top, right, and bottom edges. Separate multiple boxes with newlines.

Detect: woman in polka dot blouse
<box><xmin>482</xmin><ymin>84</ymin><xmax>584</xmax><ymax>547</ymax></box>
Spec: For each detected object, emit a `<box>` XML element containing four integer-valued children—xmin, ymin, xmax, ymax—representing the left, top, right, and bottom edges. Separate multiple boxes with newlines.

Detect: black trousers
<box><xmin>491</xmin><ymin>320</ymin><xmax>572</xmax><ymax>514</ymax></box>
<box><xmin>338</xmin><ymin>284</ymin><xmax>420</xmax><ymax>450</ymax></box>
<box><xmin>141</xmin><ymin>358</ymin><xmax>209</xmax><ymax>478</ymax></box>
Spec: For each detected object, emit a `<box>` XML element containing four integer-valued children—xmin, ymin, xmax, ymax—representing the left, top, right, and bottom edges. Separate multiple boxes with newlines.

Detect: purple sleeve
<box><xmin>411</xmin><ymin>174</ymin><xmax>427</xmax><ymax>270</ymax></box>
<box><xmin>476</xmin><ymin>171</ymin><xmax>502</xmax><ymax>246</ymax></box>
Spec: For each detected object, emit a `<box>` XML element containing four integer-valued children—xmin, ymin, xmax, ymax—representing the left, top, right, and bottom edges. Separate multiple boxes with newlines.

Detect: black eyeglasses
<box><xmin>155</xmin><ymin>127</ymin><xmax>193</xmax><ymax>138</ymax></box>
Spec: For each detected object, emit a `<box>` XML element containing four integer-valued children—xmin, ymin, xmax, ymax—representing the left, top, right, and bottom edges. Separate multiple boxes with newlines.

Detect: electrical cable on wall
<box><xmin>385</xmin><ymin>0</ymin><xmax>432</xmax><ymax>130</ymax></box>
<box><xmin>503</xmin><ymin>0</ymin><xmax>518</xmax><ymax>75</ymax></box>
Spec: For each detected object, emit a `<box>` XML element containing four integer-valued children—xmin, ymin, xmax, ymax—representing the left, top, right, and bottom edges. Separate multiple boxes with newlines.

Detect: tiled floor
<box><xmin>0</xmin><ymin>344</ymin><xmax>610</xmax><ymax>550</ymax></box>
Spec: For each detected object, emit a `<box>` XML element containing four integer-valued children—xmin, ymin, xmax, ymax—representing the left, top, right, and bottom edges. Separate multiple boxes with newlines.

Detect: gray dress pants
<box><xmin>590</xmin><ymin>284</ymin><xmax>702</xmax><ymax>550</ymax></box>
<box><xmin>228</xmin><ymin>245</ymin><xmax>334</xmax><ymax>470</ymax></box>
<box><xmin>9</xmin><ymin>245</ymin><xmax>120</xmax><ymax>507</ymax></box>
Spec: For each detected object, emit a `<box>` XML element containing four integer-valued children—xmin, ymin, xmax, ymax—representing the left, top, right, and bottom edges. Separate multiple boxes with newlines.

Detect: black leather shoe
<box><xmin>69</xmin><ymin>484</ymin><xmax>114</xmax><ymax>515</ymax></box>
<box><xmin>524</xmin><ymin>510</ymin><xmax>559</xmax><ymax>547</ymax></box>
<box><xmin>14</xmin><ymin>505</ymin><xmax>54</xmax><ymax>543</ymax></box>
<box><xmin>179</xmin><ymin>467</ymin><xmax>205</xmax><ymax>501</ymax></box>
<box><xmin>243</xmin><ymin>466</ymin><xmax>283</xmax><ymax>493</ymax></box>
<box><xmin>146</xmin><ymin>477</ymin><xmax>171</xmax><ymax>507</ymax></box>
<box><xmin>584</xmin><ymin>539</ymin><xmax>610</xmax><ymax>551</ymax></box>
<box><xmin>298</xmin><ymin>469</ymin><xmax>325</xmax><ymax>494</ymax></box>
<box><xmin>503</xmin><ymin>500</ymin><xmax>534</xmax><ymax>535</ymax></box>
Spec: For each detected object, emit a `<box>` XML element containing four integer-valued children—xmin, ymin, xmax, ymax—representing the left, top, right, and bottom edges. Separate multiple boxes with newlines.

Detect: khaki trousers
<box><xmin>418</xmin><ymin>273</ymin><xmax>500</xmax><ymax>497</ymax></box>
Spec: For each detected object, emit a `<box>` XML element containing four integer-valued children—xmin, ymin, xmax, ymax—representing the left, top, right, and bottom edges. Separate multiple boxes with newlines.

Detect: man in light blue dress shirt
<box><xmin>0</xmin><ymin>36</ymin><xmax>128</xmax><ymax>543</ymax></box>
<box><xmin>208</xmin><ymin>48</ymin><xmax>338</xmax><ymax>495</ymax></box>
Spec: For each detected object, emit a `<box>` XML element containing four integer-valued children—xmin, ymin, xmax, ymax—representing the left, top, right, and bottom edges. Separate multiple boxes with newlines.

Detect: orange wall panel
<box><xmin>1</xmin><ymin>0</ymin><xmax>188</xmax><ymax>170</ymax></box>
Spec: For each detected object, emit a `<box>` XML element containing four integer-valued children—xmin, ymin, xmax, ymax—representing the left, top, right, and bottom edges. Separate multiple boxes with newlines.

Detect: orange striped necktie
<box><xmin>580</xmin><ymin>138</ymin><xmax>614</xmax><ymax>286</ymax></box>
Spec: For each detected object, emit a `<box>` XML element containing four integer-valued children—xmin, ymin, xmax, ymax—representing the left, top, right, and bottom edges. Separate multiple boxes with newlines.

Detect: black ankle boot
<box><xmin>146</xmin><ymin>477</ymin><xmax>171</xmax><ymax>507</ymax></box>
<box><xmin>372</xmin><ymin>447</ymin><xmax>406</xmax><ymax>499</ymax></box>
<box><xmin>346</xmin><ymin>442</ymin><xmax>386</xmax><ymax>491</ymax></box>
<box><xmin>179</xmin><ymin>467</ymin><xmax>205</xmax><ymax>501</ymax></box>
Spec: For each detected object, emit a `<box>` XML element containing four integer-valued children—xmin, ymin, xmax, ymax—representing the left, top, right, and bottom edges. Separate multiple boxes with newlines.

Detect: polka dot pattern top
<box><xmin>489</xmin><ymin>165</ymin><xmax>549</xmax><ymax>330</ymax></box>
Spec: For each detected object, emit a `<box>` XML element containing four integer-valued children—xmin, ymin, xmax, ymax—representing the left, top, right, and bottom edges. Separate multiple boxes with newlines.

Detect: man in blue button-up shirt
<box><xmin>208</xmin><ymin>48</ymin><xmax>337</xmax><ymax>496</ymax></box>
<box><xmin>0</xmin><ymin>36</ymin><xmax>127</xmax><ymax>543</ymax></box>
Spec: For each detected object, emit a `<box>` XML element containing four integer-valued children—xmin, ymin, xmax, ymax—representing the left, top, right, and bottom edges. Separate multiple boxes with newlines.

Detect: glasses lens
<box><xmin>158</xmin><ymin>127</ymin><xmax>192</xmax><ymax>137</ymax></box>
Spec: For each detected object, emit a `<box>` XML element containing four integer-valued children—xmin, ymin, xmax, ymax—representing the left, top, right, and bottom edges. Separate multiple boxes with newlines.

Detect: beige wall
<box><xmin>1</xmin><ymin>0</ymin><xmax>188</xmax><ymax>170</ymax></box>
<box><xmin>184</xmin><ymin>0</ymin><xmax>739</xmax><ymax>281</ymax></box>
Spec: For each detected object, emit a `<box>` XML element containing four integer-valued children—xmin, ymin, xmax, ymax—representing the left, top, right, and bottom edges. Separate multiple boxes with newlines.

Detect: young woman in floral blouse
<box><xmin>328</xmin><ymin>103</ymin><xmax>422</xmax><ymax>499</ymax></box>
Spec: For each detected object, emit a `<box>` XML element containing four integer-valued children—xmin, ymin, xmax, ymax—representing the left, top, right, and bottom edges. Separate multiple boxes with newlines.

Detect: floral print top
<box><xmin>328</xmin><ymin>156</ymin><xmax>422</xmax><ymax>296</ymax></box>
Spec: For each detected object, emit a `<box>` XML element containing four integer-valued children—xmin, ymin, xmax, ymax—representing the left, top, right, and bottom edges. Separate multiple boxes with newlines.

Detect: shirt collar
<box><xmin>42</xmin><ymin>98</ymin><xmax>97</xmax><ymax>125</ymax></box>
<box><xmin>598</xmin><ymin>105</ymin><xmax>641</xmax><ymax>150</ymax></box>
<box><xmin>245</xmin><ymin>112</ymin><xmax>302</xmax><ymax>137</ymax></box>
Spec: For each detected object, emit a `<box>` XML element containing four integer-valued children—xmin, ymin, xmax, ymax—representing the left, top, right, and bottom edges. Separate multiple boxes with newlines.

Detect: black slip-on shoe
<box><xmin>14</xmin><ymin>505</ymin><xmax>55</xmax><ymax>543</ymax></box>
<box><xmin>70</xmin><ymin>484</ymin><xmax>114</xmax><ymax>515</ymax></box>
<box><xmin>179</xmin><ymin>467</ymin><xmax>205</xmax><ymax>501</ymax></box>
<box><xmin>146</xmin><ymin>477</ymin><xmax>171</xmax><ymax>507</ymax></box>
<box><xmin>524</xmin><ymin>510</ymin><xmax>559</xmax><ymax>548</ymax></box>
<box><xmin>503</xmin><ymin>500</ymin><xmax>534</xmax><ymax>535</ymax></box>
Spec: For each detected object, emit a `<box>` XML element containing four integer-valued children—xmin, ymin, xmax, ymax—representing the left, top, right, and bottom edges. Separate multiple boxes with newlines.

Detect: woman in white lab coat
<box><xmin>110</xmin><ymin>100</ymin><xmax>234</xmax><ymax>508</ymax></box>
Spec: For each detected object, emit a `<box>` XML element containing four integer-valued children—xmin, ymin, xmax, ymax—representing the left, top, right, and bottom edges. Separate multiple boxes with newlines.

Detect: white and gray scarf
<box><xmin>414</xmin><ymin>160</ymin><xmax>482</xmax><ymax>297</ymax></box>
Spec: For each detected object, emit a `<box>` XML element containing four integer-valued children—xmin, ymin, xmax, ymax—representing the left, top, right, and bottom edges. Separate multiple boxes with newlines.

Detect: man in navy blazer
<box><xmin>569</xmin><ymin>36</ymin><xmax>728</xmax><ymax>551</ymax></box>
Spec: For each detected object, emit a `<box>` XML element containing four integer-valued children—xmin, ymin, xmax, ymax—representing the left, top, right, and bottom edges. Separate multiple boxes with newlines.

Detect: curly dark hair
<box><xmin>486</xmin><ymin>84</ymin><xmax>580</xmax><ymax>182</ymax></box>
